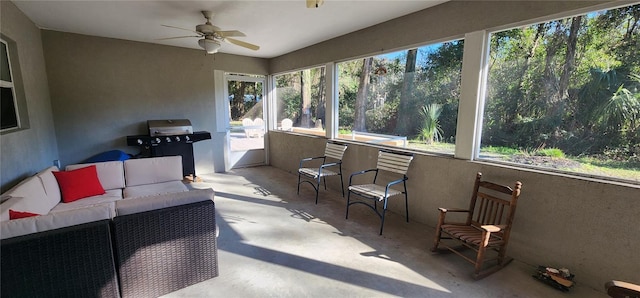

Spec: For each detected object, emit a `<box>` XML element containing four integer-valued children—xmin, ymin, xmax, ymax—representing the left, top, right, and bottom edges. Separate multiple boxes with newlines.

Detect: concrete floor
<box><xmin>167</xmin><ymin>166</ymin><xmax>606</xmax><ymax>298</ymax></box>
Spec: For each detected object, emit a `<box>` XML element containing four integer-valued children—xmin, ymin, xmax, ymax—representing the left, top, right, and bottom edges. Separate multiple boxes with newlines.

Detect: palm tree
<box><xmin>419</xmin><ymin>103</ymin><xmax>444</xmax><ymax>144</ymax></box>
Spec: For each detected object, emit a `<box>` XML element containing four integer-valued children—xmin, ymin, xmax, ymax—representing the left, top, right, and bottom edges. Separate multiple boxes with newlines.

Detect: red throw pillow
<box><xmin>9</xmin><ymin>209</ymin><xmax>40</xmax><ymax>219</ymax></box>
<box><xmin>53</xmin><ymin>165</ymin><xmax>106</xmax><ymax>203</ymax></box>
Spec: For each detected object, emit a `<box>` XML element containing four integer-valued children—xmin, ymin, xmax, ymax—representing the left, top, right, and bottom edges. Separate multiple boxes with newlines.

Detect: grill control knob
<box><xmin>185</xmin><ymin>136</ymin><xmax>191</xmax><ymax>141</ymax></box>
<box><xmin>166</xmin><ymin>137</ymin><xmax>171</xmax><ymax>143</ymax></box>
<box><xmin>175</xmin><ymin>136</ymin><xmax>180</xmax><ymax>142</ymax></box>
<box><xmin>137</xmin><ymin>139</ymin><xmax>143</xmax><ymax>145</ymax></box>
<box><xmin>155</xmin><ymin>138</ymin><xmax>161</xmax><ymax>143</ymax></box>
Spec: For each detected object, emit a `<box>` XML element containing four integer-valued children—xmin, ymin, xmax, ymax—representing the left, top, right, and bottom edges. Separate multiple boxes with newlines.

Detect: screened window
<box><xmin>336</xmin><ymin>40</ymin><xmax>463</xmax><ymax>154</ymax></box>
<box><xmin>273</xmin><ymin>66</ymin><xmax>326</xmax><ymax>136</ymax></box>
<box><xmin>479</xmin><ymin>4</ymin><xmax>640</xmax><ymax>183</ymax></box>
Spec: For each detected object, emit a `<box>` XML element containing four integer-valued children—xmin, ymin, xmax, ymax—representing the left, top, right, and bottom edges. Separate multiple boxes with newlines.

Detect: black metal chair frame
<box><xmin>297</xmin><ymin>142</ymin><xmax>348</xmax><ymax>204</ymax></box>
<box><xmin>346</xmin><ymin>150</ymin><xmax>413</xmax><ymax>235</ymax></box>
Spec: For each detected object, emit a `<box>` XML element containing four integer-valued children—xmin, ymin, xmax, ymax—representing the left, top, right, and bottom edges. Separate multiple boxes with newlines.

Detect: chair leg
<box><xmin>339</xmin><ymin>174</ymin><xmax>345</xmax><ymax>197</ymax></box>
<box><xmin>322</xmin><ymin>177</ymin><xmax>327</xmax><ymax>190</ymax></box>
<box><xmin>345</xmin><ymin>190</ymin><xmax>352</xmax><ymax>219</ymax></box>
<box><xmin>431</xmin><ymin>214</ymin><xmax>445</xmax><ymax>252</ymax></box>
<box><xmin>315</xmin><ymin>177</ymin><xmax>321</xmax><ymax>204</ymax></box>
<box><xmin>404</xmin><ymin>194</ymin><xmax>409</xmax><ymax>222</ymax></box>
<box><xmin>379</xmin><ymin>198</ymin><xmax>388</xmax><ymax>235</ymax></box>
<box><xmin>474</xmin><ymin>231</ymin><xmax>491</xmax><ymax>277</ymax></box>
<box><xmin>297</xmin><ymin>173</ymin><xmax>302</xmax><ymax>194</ymax></box>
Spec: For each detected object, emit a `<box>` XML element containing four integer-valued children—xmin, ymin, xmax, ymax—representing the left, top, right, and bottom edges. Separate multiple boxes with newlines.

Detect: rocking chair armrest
<box><xmin>480</xmin><ymin>224</ymin><xmax>506</xmax><ymax>233</ymax></box>
<box><xmin>438</xmin><ymin>208</ymin><xmax>470</xmax><ymax>213</ymax></box>
<box><xmin>606</xmin><ymin>280</ymin><xmax>640</xmax><ymax>297</ymax></box>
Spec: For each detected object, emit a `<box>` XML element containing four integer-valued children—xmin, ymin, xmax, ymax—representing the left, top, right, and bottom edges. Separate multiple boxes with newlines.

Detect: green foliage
<box><xmin>365</xmin><ymin>102</ymin><xmax>397</xmax><ymax>133</ymax></box>
<box><xmin>331</xmin><ymin>4</ymin><xmax>639</xmax><ymax>180</ymax></box>
<box><xmin>482</xmin><ymin>146</ymin><xmax>520</xmax><ymax>155</ymax></box>
<box><xmin>534</xmin><ymin>148</ymin><xmax>566</xmax><ymax>158</ymax></box>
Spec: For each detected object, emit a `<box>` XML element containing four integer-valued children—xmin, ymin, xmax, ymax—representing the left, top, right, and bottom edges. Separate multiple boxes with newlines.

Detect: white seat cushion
<box><xmin>348</xmin><ymin>184</ymin><xmax>402</xmax><ymax>201</ymax></box>
<box><xmin>49</xmin><ymin>189</ymin><xmax>122</xmax><ymax>217</ymax></box>
<box><xmin>123</xmin><ymin>181</ymin><xmax>188</xmax><ymax>199</ymax></box>
<box><xmin>117</xmin><ymin>188</ymin><xmax>214</xmax><ymax>216</ymax></box>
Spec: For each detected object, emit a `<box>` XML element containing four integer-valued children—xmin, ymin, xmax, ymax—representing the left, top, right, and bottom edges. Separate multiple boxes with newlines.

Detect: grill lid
<box><xmin>148</xmin><ymin>119</ymin><xmax>193</xmax><ymax>136</ymax></box>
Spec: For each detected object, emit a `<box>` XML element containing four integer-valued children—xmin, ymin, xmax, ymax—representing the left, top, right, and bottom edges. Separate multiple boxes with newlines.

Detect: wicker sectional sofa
<box><xmin>0</xmin><ymin>156</ymin><xmax>218</xmax><ymax>298</ymax></box>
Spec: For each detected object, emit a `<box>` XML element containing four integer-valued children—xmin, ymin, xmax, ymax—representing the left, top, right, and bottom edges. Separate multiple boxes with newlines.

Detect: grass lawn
<box><xmin>405</xmin><ymin>141</ymin><xmax>639</xmax><ymax>183</ymax></box>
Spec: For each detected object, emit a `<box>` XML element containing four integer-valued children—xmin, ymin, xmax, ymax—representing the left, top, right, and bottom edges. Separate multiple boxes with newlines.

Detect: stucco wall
<box><xmin>0</xmin><ymin>1</ymin><xmax>59</xmax><ymax>192</ymax></box>
<box><xmin>41</xmin><ymin>30</ymin><xmax>269</xmax><ymax>172</ymax></box>
<box><xmin>268</xmin><ymin>131</ymin><xmax>640</xmax><ymax>292</ymax></box>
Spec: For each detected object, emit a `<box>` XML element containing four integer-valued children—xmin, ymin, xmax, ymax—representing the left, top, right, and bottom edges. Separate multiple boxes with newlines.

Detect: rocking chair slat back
<box><xmin>433</xmin><ymin>172</ymin><xmax>523</xmax><ymax>279</ymax></box>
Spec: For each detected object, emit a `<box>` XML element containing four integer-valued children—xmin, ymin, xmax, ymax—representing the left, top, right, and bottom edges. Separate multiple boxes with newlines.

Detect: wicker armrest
<box><xmin>112</xmin><ymin>200</ymin><xmax>218</xmax><ymax>298</ymax></box>
<box><xmin>1</xmin><ymin>219</ymin><xmax>120</xmax><ymax>298</ymax></box>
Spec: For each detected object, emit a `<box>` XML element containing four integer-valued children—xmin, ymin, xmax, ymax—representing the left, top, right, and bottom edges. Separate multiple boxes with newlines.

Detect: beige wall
<box><xmin>41</xmin><ymin>30</ymin><xmax>269</xmax><ymax>172</ymax></box>
<box><xmin>0</xmin><ymin>1</ymin><xmax>59</xmax><ymax>192</ymax></box>
<box><xmin>269</xmin><ymin>131</ymin><xmax>639</xmax><ymax>292</ymax></box>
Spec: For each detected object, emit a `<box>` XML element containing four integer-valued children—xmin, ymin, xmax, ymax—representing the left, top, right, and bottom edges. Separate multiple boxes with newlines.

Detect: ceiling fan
<box><xmin>306</xmin><ymin>0</ymin><xmax>324</xmax><ymax>8</ymax></box>
<box><xmin>160</xmin><ymin>11</ymin><xmax>260</xmax><ymax>54</ymax></box>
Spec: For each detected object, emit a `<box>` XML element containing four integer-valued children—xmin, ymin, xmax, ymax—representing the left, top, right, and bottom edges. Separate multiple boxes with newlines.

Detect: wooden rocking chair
<box><xmin>432</xmin><ymin>172</ymin><xmax>522</xmax><ymax>279</ymax></box>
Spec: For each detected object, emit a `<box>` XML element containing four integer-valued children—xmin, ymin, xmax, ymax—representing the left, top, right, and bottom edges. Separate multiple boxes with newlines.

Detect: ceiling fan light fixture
<box><xmin>198</xmin><ymin>38</ymin><xmax>221</xmax><ymax>54</ymax></box>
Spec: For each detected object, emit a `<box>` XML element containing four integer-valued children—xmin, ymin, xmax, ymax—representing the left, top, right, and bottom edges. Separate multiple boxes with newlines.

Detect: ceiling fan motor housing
<box><xmin>196</xmin><ymin>23</ymin><xmax>216</xmax><ymax>35</ymax></box>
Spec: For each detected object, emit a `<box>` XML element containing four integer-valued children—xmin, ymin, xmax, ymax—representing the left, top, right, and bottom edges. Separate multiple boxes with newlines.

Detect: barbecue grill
<box><xmin>127</xmin><ymin>119</ymin><xmax>211</xmax><ymax>179</ymax></box>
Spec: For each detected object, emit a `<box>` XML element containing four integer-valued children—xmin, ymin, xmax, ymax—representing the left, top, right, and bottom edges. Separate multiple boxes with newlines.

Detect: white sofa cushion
<box><xmin>49</xmin><ymin>189</ymin><xmax>121</xmax><ymax>218</ymax></box>
<box><xmin>116</xmin><ymin>188</ymin><xmax>214</xmax><ymax>216</ymax></box>
<box><xmin>36</xmin><ymin>166</ymin><xmax>62</xmax><ymax>208</ymax></box>
<box><xmin>124</xmin><ymin>156</ymin><xmax>183</xmax><ymax>187</ymax></box>
<box><xmin>66</xmin><ymin>160</ymin><xmax>125</xmax><ymax>191</ymax></box>
<box><xmin>0</xmin><ymin>204</ymin><xmax>112</xmax><ymax>240</ymax></box>
<box><xmin>0</xmin><ymin>176</ymin><xmax>53</xmax><ymax>221</ymax></box>
<box><xmin>123</xmin><ymin>181</ymin><xmax>188</xmax><ymax>199</ymax></box>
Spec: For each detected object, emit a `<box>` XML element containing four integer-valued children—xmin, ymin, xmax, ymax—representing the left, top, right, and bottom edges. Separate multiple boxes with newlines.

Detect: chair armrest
<box><xmin>437</xmin><ymin>208</ymin><xmax>470</xmax><ymax>224</ymax></box>
<box><xmin>348</xmin><ymin>169</ymin><xmax>377</xmax><ymax>186</ymax></box>
<box><xmin>299</xmin><ymin>156</ymin><xmax>326</xmax><ymax>168</ymax></box>
<box><xmin>319</xmin><ymin>162</ymin><xmax>340</xmax><ymax>169</ymax></box>
<box><xmin>481</xmin><ymin>224</ymin><xmax>506</xmax><ymax>233</ymax></box>
<box><xmin>386</xmin><ymin>177</ymin><xmax>406</xmax><ymax>188</ymax></box>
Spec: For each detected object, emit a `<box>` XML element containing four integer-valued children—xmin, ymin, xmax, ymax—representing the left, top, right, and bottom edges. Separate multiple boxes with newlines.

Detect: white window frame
<box><xmin>1</xmin><ymin>38</ymin><xmax>20</xmax><ymax>132</ymax></box>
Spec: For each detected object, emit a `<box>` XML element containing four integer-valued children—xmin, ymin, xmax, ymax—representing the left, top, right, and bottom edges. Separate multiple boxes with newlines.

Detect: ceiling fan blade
<box><xmin>162</xmin><ymin>24</ymin><xmax>201</xmax><ymax>35</ymax></box>
<box><xmin>306</xmin><ymin>0</ymin><xmax>323</xmax><ymax>8</ymax></box>
<box><xmin>216</xmin><ymin>30</ymin><xmax>246</xmax><ymax>38</ymax></box>
<box><xmin>225</xmin><ymin>38</ymin><xmax>260</xmax><ymax>51</ymax></box>
<box><xmin>156</xmin><ymin>35</ymin><xmax>200</xmax><ymax>41</ymax></box>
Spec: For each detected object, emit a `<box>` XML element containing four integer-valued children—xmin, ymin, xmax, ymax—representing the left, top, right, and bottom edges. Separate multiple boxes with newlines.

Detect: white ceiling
<box><xmin>12</xmin><ymin>0</ymin><xmax>447</xmax><ymax>58</ymax></box>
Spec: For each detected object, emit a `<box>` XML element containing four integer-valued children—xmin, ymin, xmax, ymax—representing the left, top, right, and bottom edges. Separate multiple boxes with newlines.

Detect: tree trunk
<box><xmin>395</xmin><ymin>49</ymin><xmax>418</xmax><ymax>136</ymax></box>
<box><xmin>559</xmin><ymin>16</ymin><xmax>581</xmax><ymax>100</ymax></box>
<box><xmin>300</xmin><ymin>69</ymin><xmax>312</xmax><ymax>128</ymax></box>
<box><xmin>354</xmin><ymin>58</ymin><xmax>372</xmax><ymax>132</ymax></box>
<box><xmin>231</xmin><ymin>81</ymin><xmax>247</xmax><ymax>120</ymax></box>
<box><xmin>317</xmin><ymin>67</ymin><xmax>326</xmax><ymax>127</ymax></box>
